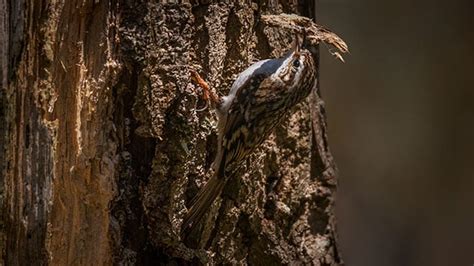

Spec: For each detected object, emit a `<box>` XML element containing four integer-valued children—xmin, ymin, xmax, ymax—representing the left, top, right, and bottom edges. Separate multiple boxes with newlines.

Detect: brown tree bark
<box><xmin>0</xmin><ymin>1</ymin><xmax>341</xmax><ymax>265</ymax></box>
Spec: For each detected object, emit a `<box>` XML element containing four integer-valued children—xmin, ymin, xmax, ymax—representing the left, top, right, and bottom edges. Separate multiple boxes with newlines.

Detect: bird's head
<box><xmin>273</xmin><ymin>36</ymin><xmax>316</xmax><ymax>94</ymax></box>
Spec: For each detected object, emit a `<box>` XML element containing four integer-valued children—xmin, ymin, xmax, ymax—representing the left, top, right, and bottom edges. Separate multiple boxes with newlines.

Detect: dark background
<box><xmin>318</xmin><ymin>0</ymin><xmax>474</xmax><ymax>265</ymax></box>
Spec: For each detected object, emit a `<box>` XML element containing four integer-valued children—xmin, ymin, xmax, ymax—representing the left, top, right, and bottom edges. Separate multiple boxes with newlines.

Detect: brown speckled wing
<box><xmin>217</xmin><ymin>74</ymin><xmax>286</xmax><ymax>178</ymax></box>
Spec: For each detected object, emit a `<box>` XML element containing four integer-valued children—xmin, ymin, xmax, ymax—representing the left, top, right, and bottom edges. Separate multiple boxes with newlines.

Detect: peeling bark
<box><xmin>1</xmin><ymin>1</ymin><xmax>342</xmax><ymax>265</ymax></box>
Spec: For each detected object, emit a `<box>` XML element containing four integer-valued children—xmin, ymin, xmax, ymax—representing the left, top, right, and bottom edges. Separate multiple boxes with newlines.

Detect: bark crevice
<box><xmin>1</xmin><ymin>1</ymin><xmax>342</xmax><ymax>265</ymax></box>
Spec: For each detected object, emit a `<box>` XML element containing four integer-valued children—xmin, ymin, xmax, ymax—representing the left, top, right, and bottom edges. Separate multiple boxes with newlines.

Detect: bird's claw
<box><xmin>190</xmin><ymin>70</ymin><xmax>219</xmax><ymax>111</ymax></box>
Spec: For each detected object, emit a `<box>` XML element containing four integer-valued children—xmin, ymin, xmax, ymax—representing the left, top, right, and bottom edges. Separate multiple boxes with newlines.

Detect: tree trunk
<box><xmin>1</xmin><ymin>1</ymin><xmax>341</xmax><ymax>264</ymax></box>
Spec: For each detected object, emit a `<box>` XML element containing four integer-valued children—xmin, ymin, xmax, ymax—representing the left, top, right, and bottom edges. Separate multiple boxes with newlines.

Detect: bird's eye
<box><xmin>292</xmin><ymin>59</ymin><xmax>300</xmax><ymax>68</ymax></box>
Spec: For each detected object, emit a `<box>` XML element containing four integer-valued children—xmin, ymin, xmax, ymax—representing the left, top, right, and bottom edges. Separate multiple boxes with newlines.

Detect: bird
<box><xmin>182</xmin><ymin>37</ymin><xmax>317</xmax><ymax>238</ymax></box>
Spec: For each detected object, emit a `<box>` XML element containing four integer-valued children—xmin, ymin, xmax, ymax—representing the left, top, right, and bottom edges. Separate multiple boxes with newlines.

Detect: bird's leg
<box><xmin>190</xmin><ymin>70</ymin><xmax>221</xmax><ymax>111</ymax></box>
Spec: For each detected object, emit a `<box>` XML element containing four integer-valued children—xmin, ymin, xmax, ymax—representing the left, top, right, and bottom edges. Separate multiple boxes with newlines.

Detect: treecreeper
<box><xmin>182</xmin><ymin>13</ymin><xmax>348</xmax><ymax>241</ymax></box>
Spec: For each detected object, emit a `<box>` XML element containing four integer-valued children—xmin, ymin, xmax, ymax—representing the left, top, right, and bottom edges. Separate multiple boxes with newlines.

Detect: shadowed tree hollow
<box><xmin>0</xmin><ymin>1</ymin><xmax>342</xmax><ymax>264</ymax></box>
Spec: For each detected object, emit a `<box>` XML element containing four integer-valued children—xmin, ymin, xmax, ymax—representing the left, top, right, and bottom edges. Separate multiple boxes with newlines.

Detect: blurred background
<box><xmin>318</xmin><ymin>0</ymin><xmax>474</xmax><ymax>265</ymax></box>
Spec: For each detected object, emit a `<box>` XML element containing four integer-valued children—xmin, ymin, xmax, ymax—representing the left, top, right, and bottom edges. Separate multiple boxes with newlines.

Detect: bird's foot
<box><xmin>190</xmin><ymin>70</ymin><xmax>220</xmax><ymax>111</ymax></box>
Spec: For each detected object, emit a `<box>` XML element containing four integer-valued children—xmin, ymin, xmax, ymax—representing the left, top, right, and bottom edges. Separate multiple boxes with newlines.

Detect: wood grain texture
<box><xmin>1</xmin><ymin>1</ymin><xmax>342</xmax><ymax>264</ymax></box>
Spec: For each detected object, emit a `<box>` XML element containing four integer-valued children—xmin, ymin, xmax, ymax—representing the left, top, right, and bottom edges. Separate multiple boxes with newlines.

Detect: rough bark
<box><xmin>1</xmin><ymin>1</ymin><xmax>341</xmax><ymax>265</ymax></box>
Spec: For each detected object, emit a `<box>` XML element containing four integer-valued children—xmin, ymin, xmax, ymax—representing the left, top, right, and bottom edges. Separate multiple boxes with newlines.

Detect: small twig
<box><xmin>261</xmin><ymin>13</ymin><xmax>349</xmax><ymax>62</ymax></box>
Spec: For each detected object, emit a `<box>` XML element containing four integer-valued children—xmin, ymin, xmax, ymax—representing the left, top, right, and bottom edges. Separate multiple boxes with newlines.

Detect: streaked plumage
<box><xmin>182</xmin><ymin>41</ymin><xmax>316</xmax><ymax>237</ymax></box>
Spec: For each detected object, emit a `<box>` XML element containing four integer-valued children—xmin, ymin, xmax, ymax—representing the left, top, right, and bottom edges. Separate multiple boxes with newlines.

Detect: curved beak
<box><xmin>293</xmin><ymin>35</ymin><xmax>301</xmax><ymax>55</ymax></box>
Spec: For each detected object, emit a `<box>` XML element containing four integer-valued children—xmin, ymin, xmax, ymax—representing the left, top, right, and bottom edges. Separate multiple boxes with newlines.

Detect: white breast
<box><xmin>219</xmin><ymin>59</ymin><xmax>271</xmax><ymax>114</ymax></box>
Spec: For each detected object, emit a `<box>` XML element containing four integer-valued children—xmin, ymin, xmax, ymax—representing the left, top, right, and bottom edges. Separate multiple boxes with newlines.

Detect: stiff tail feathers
<box><xmin>181</xmin><ymin>174</ymin><xmax>226</xmax><ymax>238</ymax></box>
